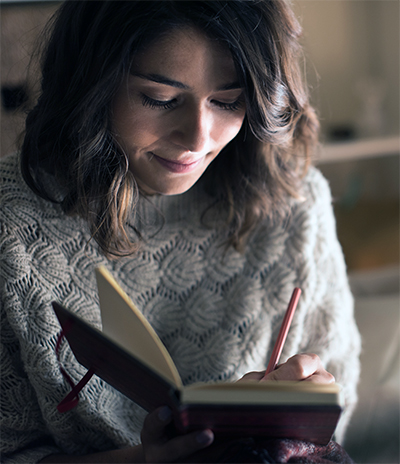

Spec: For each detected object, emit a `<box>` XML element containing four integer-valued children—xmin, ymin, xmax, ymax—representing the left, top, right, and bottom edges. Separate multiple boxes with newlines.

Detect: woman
<box><xmin>0</xmin><ymin>1</ymin><xmax>360</xmax><ymax>462</ymax></box>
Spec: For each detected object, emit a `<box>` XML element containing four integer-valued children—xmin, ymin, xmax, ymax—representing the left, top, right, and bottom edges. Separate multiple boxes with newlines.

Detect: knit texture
<box><xmin>0</xmin><ymin>153</ymin><xmax>361</xmax><ymax>463</ymax></box>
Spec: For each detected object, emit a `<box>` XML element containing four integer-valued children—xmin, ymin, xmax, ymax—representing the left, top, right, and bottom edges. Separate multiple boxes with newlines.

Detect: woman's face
<box><xmin>111</xmin><ymin>27</ymin><xmax>246</xmax><ymax>195</ymax></box>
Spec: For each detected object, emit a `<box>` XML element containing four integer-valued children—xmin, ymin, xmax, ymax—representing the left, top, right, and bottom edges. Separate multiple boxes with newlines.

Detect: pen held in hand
<box><xmin>263</xmin><ymin>287</ymin><xmax>302</xmax><ymax>378</ymax></box>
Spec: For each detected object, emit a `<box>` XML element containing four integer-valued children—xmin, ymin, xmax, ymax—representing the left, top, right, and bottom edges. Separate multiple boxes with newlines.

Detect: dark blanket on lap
<box><xmin>218</xmin><ymin>438</ymin><xmax>355</xmax><ymax>463</ymax></box>
<box><xmin>184</xmin><ymin>438</ymin><xmax>355</xmax><ymax>463</ymax></box>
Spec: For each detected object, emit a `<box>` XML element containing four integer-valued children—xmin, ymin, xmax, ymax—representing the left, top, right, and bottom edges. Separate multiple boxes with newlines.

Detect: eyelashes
<box><xmin>214</xmin><ymin>99</ymin><xmax>243</xmax><ymax>111</ymax></box>
<box><xmin>141</xmin><ymin>94</ymin><xmax>176</xmax><ymax>110</ymax></box>
<box><xmin>140</xmin><ymin>93</ymin><xmax>243</xmax><ymax>112</ymax></box>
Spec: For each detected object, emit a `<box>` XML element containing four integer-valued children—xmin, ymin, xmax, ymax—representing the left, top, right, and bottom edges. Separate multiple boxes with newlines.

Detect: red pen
<box><xmin>263</xmin><ymin>287</ymin><xmax>302</xmax><ymax>377</ymax></box>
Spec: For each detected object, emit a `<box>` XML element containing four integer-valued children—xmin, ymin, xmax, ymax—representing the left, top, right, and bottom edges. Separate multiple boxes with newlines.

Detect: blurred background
<box><xmin>292</xmin><ymin>3</ymin><xmax>399</xmax><ymax>463</ymax></box>
<box><xmin>1</xmin><ymin>1</ymin><xmax>399</xmax><ymax>462</ymax></box>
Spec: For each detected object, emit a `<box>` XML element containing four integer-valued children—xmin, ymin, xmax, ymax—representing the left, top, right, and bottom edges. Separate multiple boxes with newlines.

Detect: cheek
<box><xmin>214</xmin><ymin>114</ymin><xmax>245</xmax><ymax>146</ymax></box>
<box><xmin>112</xmin><ymin>99</ymin><xmax>161</xmax><ymax>148</ymax></box>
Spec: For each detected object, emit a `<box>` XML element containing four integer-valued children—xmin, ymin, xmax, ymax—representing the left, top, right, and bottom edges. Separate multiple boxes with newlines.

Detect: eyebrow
<box><xmin>132</xmin><ymin>72</ymin><xmax>242</xmax><ymax>92</ymax></box>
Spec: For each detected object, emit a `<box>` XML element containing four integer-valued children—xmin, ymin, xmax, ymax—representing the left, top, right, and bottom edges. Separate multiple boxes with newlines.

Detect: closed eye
<box><xmin>212</xmin><ymin>99</ymin><xmax>243</xmax><ymax>111</ymax></box>
<box><xmin>140</xmin><ymin>93</ymin><xmax>177</xmax><ymax>110</ymax></box>
<box><xmin>140</xmin><ymin>93</ymin><xmax>244</xmax><ymax>112</ymax></box>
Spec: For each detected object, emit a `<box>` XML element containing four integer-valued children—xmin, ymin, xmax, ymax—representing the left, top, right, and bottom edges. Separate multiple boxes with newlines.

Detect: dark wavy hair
<box><xmin>21</xmin><ymin>0</ymin><xmax>319</xmax><ymax>258</ymax></box>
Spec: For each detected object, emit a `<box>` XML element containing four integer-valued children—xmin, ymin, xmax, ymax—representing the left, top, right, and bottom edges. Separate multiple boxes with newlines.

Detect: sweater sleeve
<box><xmin>0</xmin><ymin>280</ymin><xmax>61</xmax><ymax>464</ymax></box>
<box><xmin>291</xmin><ymin>168</ymin><xmax>361</xmax><ymax>443</ymax></box>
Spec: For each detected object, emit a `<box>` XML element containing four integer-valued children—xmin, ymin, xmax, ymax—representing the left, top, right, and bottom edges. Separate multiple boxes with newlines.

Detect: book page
<box><xmin>182</xmin><ymin>381</ymin><xmax>342</xmax><ymax>405</ymax></box>
<box><xmin>96</xmin><ymin>266</ymin><xmax>182</xmax><ymax>388</ymax></box>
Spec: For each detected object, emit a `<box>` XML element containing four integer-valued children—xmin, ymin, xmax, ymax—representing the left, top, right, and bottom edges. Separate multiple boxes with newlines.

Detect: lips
<box><xmin>150</xmin><ymin>153</ymin><xmax>203</xmax><ymax>174</ymax></box>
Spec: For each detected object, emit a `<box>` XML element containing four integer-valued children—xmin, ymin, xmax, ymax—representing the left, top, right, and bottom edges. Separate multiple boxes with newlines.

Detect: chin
<box><xmin>153</xmin><ymin>179</ymin><xmax>200</xmax><ymax>196</ymax></box>
<box><xmin>159</xmin><ymin>186</ymin><xmax>195</xmax><ymax>196</ymax></box>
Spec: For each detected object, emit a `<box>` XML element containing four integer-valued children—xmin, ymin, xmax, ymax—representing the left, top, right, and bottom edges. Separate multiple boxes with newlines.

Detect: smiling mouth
<box><xmin>150</xmin><ymin>153</ymin><xmax>203</xmax><ymax>173</ymax></box>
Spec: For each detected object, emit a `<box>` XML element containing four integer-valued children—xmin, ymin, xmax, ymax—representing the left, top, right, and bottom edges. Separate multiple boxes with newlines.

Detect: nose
<box><xmin>170</xmin><ymin>103</ymin><xmax>211</xmax><ymax>153</ymax></box>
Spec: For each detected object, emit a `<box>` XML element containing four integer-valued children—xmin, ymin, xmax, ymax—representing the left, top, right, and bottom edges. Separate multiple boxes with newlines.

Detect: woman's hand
<box><xmin>39</xmin><ymin>406</ymin><xmax>213</xmax><ymax>463</ymax></box>
<box><xmin>238</xmin><ymin>353</ymin><xmax>335</xmax><ymax>384</ymax></box>
<box><xmin>141</xmin><ymin>406</ymin><xmax>214</xmax><ymax>463</ymax></box>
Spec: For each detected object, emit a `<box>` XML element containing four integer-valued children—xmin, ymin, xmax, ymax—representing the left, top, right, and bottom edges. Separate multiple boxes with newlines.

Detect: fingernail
<box><xmin>158</xmin><ymin>406</ymin><xmax>171</xmax><ymax>422</ymax></box>
<box><xmin>196</xmin><ymin>430</ymin><xmax>213</xmax><ymax>445</ymax></box>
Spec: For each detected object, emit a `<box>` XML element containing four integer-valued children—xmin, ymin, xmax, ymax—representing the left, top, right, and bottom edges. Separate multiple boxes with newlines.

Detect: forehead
<box><xmin>132</xmin><ymin>27</ymin><xmax>238</xmax><ymax>85</ymax></box>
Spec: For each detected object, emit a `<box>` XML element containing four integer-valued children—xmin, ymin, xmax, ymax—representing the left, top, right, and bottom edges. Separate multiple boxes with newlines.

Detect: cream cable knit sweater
<box><xmin>0</xmin><ymin>153</ymin><xmax>361</xmax><ymax>463</ymax></box>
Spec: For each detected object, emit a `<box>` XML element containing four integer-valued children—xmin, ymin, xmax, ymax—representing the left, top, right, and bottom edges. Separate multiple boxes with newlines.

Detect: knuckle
<box><xmin>303</xmin><ymin>352</ymin><xmax>319</xmax><ymax>362</ymax></box>
<box><xmin>288</xmin><ymin>354</ymin><xmax>307</xmax><ymax>375</ymax></box>
<box><xmin>295</xmin><ymin>363</ymin><xmax>308</xmax><ymax>378</ymax></box>
<box><xmin>326</xmin><ymin>372</ymin><xmax>336</xmax><ymax>383</ymax></box>
<box><xmin>288</xmin><ymin>353</ymin><xmax>320</xmax><ymax>378</ymax></box>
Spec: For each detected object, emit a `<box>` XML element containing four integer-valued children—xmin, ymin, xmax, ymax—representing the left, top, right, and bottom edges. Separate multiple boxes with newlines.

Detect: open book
<box><xmin>52</xmin><ymin>266</ymin><xmax>343</xmax><ymax>445</ymax></box>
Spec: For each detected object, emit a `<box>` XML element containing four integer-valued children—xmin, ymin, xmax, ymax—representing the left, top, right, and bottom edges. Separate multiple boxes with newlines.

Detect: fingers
<box><xmin>236</xmin><ymin>371</ymin><xmax>265</xmax><ymax>382</ymax></box>
<box><xmin>141</xmin><ymin>406</ymin><xmax>173</xmax><ymax>446</ymax></box>
<box><xmin>262</xmin><ymin>353</ymin><xmax>335</xmax><ymax>384</ymax></box>
<box><xmin>156</xmin><ymin>428</ymin><xmax>214</xmax><ymax>463</ymax></box>
<box><xmin>141</xmin><ymin>407</ymin><xmax>214</xmax><ymax>463</ymax></box>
